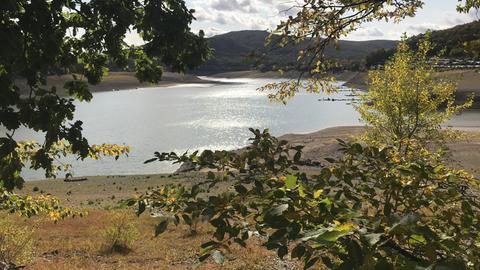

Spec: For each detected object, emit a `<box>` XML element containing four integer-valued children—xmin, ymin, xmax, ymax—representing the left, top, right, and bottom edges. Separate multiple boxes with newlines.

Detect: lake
<box><xmin>5</xmin><ymin>77</ymin><xmax>480</xmax><ymax>180</ymax></box>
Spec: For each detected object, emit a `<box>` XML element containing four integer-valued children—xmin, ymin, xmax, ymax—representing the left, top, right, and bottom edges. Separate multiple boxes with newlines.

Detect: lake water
<box><xmin>4</xmin><ymin>77</ymin><xmax>480</xmax><ymax>180</ymax></box>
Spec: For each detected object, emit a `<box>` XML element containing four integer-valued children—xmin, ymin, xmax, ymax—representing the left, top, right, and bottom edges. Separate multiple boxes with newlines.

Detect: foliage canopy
<box><xmin>0</xmin><ymin>0</ymin><xmax>210</xmax><ymax>192</ymax></box>
<box><xmin>133</xmin><ymin>25</ymin><xmax>480</xmax><ymax>268</ymax></box>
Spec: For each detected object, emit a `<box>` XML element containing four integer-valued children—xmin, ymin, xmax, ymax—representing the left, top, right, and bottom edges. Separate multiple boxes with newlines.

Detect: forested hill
<box><xmin>366</xmin><ymin>21</ymin><xmax>480</xmax><ymax>67</ymax></box>
<box><xmin>408</xmin><ymin>20</ymin><xmax>480</xmax><ymax>56</ymax></box>
<box><xmin>195</xmin><ymin>30</ymin><xmax>397</xmax><ymax>74</ymax></box>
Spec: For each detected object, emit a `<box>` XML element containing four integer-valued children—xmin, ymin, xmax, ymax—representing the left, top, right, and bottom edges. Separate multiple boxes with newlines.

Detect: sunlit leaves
<box><xmin>0</xmin><ymin>187</ymin><xmax>85</xmax><ymax>222</ymax></box>
<box><xmin>355</xmin><ymin>36</ymin><xmax>473</xmax><ymax>155</ymax></box>
<box><xmin>264</xmin><ymin>0</ymin><xmax>425</xmax><ymax>98</ymax></box>
<box><xmin>457</xmin><ymin>0</ymin><xmax>480</xmax><ymax>13</ymax></box>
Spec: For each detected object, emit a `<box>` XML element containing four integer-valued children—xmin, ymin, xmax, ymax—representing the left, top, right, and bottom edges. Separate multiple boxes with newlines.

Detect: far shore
<box><xmin>16</xmin><ymin>69</ymin><xmax>480</xmax><ymax>108</ymax></box>
<box><xmin>16</xmin><ymin>71</ymin><xmax>230</xmax><ymax>96</ymax></box>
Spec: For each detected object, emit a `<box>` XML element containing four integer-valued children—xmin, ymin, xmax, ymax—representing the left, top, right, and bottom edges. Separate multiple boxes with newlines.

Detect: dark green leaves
<box><xmin>234</xmin><ymin>184</ymin><xmax>248</xmax><ymax>195</ymax></box>
<box><xmin>291</xmin><ymin>244</ymin><xmax>306</xmax><ymax>259</ymax></box>
<box><xmin>0</xmin><ymin>0</ymin><xmax>210</xmax><ymax>192</ymax></box>
<box><xmin>154</xmin><ymin>220</ymin><xmax>169</xmax><ymax>236</ymax></box>
<box><xmin>136</xmin><ymin>200</ymin><xmax>146</xmax><ymax>216</ymax></box>
<box><xmin>135</xmin><ymin>130</ymin><xmax>480</xmax><ymax>270</ymax></box>
<box><xmin>64</xmin><ymin>80</ymin><xmax>92</xmax><ymax>102</ymax></box>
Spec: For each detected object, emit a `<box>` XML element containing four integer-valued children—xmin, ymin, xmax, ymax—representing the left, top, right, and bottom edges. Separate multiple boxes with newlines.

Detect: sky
<box><xmin>183</xmin><ymin>0</ymin><xmax>479</xmax><ymax>40</ymax></box>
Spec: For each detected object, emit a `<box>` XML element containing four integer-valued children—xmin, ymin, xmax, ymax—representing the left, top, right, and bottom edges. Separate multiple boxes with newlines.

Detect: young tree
<box><xmin>355</xmin><ymin>37</ymin><xmax>473</xmax><ymax>154</ymax></box>
<box><xmin>0</xmin><ymin>0</ymin><xmax>211</xmax><ymax>192</ymax></box>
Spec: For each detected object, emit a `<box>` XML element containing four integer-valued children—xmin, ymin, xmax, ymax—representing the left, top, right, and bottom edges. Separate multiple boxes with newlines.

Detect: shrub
<box><xmin>100</xmin><ymin>212</ymin><xmax>138</xmax><ymax>255</ymax></box>
<box><xmin>134</xmin><ymin>128</ymin><xmax>479</xmax><ymax>269</ymax></box>
<box><xmin>132</xmin><ymin>37</ymin><xmax>479</xmax><ymax>270</ymax></box>
<box><xmin>0</xmin><ymin>217</ymin><xmax>35</xmax><ymax>266</ymax></box>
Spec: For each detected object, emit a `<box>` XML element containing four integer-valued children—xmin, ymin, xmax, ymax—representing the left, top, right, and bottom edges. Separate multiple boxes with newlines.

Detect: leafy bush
<box><xmin>129</xmin><ymin>37</ymin><xmax>480</xmax><ymax>269</ymax></box>
<box><xmin>0</xmin><ymin>217</ymin><xmax>35</xmax><ymax>266</ymax></box>
<box><xmin>132</xmin><ymin>128</ymin><xmax>480</xmax><ymax>269</ymax></box>
<box><xmin>100</xmin><ymin>212</ymin><xmax>138</xmax><ymax>255</ymax></box>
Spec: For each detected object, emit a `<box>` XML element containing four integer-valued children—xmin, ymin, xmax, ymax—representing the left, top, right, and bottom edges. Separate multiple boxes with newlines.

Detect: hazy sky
<box><xmin>185</xmin><ymin>0</ymin><xmax>479</xmax><ymax>40</ymax></box>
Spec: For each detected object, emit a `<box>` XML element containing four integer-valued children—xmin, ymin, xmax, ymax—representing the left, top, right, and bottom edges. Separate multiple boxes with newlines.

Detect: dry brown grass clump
<box><xmin>99</xmin><ymin>211</ymin><xmax>138</xmax><ymax>255</ymax></box>
<box><xmin>19</xmin><ymin>210</ymin><xmax>300</xmax><ymax>270</ymax></box>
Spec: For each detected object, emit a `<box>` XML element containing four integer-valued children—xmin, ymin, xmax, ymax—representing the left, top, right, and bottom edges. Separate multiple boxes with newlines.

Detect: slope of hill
<box><xmin>196</xmin><ymin>30</ymin><xmax>397</xmax><ymax>74</ymax></box>
<box><xmin>408</xmin><ymin>20</ymin><xmax>480</xmax><ymax>57</ymax></box>
<box><xmin>365</xmin><ymin>21</ymin><xmax>480</xmax><ymax>67</ymax></box>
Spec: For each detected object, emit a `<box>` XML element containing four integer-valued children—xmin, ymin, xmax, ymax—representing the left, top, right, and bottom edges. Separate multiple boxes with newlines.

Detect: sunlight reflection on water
<box><xmin>8</xmin><ymin>77</ymin><xmax>477</xmax><ymax>180</ymax></box>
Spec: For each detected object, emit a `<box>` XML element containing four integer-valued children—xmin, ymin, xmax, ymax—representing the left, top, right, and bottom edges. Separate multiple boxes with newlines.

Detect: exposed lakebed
<box><xmin>5</xmin><ymin>77</ymin><xmax>480</xmax><ymax>180</ymax></box>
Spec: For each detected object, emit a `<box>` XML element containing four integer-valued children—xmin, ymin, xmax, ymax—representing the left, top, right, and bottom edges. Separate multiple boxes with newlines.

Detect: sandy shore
<box><xmin>15</xmin><ymin>72</ymin><xmax>225</xmax><ymax>96</ymax></box>
<box><xmin>10</xmin><ymin>125</ymin><xmax>480</xmax><ymax>270</ymax></box>
<box><xmin>19</xmin><ymin>126</ymin><xmax>480</xmax><ymax>208</ymax></box>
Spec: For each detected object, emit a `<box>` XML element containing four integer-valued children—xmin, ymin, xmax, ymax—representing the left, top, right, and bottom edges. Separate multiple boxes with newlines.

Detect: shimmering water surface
<box><xmin>5</xmin><ymin>77</ymin><xmax>479</xmax><ymax>180</ymax></box>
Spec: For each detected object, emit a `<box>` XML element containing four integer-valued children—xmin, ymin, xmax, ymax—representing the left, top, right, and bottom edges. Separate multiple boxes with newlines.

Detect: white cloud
<box><xmin>203</xmin><ymin>27</ymin><xmax>226</xmax><ymax>37</ymax></box>
<box><xmin>350</xmin><ymin>27</ymin><xmax>385</xmax><ymax>39</ymax></box>
<box><xmin>120</xmin><ymin>0</ymin><xmax>478</xmax><ymax>42</ymax></box>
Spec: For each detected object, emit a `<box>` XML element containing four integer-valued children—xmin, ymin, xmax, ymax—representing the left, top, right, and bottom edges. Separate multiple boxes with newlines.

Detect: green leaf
<box><xmin>325</xmin><ymin>158</ymin><xmax>336</xmax><ymax>163</ymax></box>
<box><xmin>375</xmin><ymin>259</ymin><xmax>394</xmax><ymax>270</ymax></box>
<box><xmin>136</xmin><ymin>200</ymin><xmax>146</xmax><ymax>216</ymax></box>
<box><xmin>304</xmin><ymin>257</ymin><xmax>319</xmax><ymax>269</ymax></box>
<box><xmin>182</xmin><ymin>214</ymin><xmax>192</xmax><ymax>225</ymax></box>
<box><xmin>384</xmin><ymin>202</ymin><xmax>392</xmax><ymax>216</ymax></box>
<box><xmin>291</xmin><ymin>244</ymin><xmax>306</xmax><ymax>259</ymax></box>
<box><xmin>285</xmin><ymin>175</ymin><xmax>297</xmax><ymax>189</ymax></box>
<box><xmin>200</xmin><ymin>241</ymin><xmax>218</xmax><ymax>249</ymax></box>
<box><xmin>155</xmin><ymin>220</ymin><xmax>169</xmax><ymax>236</ymax></box>
<box><xmin>317</xmin><ymin>223</ymin><xmax>355</xmax><ymax>242</ymax></box>
<box><xmin>277</xmin><ymin>245</ymin><xmax>288</xmax><ymax>259</ymax></box>
<box><xmin>198</xmin><ymin>253</ymin><xmax>211</xmax><ymax>262</ymax></box>
<box><xmin>234</xmin><ymin>184</ymin><xmax>248</xmax><ymax>194</ymax></box>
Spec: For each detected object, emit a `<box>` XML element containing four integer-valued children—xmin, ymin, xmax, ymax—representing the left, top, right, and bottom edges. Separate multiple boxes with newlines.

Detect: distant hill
<box><xmin>196</xmin><ymin>30</ymin><xmax>397</xmax><ymax>74</ymax></box>
<box><xmin>366</xmin><ymin>21</ymin><xmax>480</xmax><ymax>67</ymax></box>
<box><xmin>408</xmin><ymin>20</ymin><xmax>480</xmax><ymax>57</ymax></box>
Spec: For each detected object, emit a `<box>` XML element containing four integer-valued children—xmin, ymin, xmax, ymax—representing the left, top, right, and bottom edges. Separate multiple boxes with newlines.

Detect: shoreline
<box><xmin>18</xmin><ymin>69</ymin><xmax>480</xmax><ymax>101</ymax></box>
<box><xmin>20</xmin><ymin>125</ymin><xmax>480</xmax><ymax>201</ymax></box>
<box><xmin>16</xmin><ymin>71</ymin><xmax>232</xmax><ymax>96</ymax></box>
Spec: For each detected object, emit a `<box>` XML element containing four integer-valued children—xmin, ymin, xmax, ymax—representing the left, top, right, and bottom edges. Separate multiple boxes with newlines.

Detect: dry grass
<box><xmin>12</xmin><ymin>210</ymin><xmax>301</xmax><ymax>270</ymax></box>
<box><xmin>13</xmin><ymin>126</ymin><xmax>480</xmax><ymax>269</ymax></box>
<box><xmin>18</xmin><ymin>173</ymin><xmax>210</xmax><ymax>208</ymax></box>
